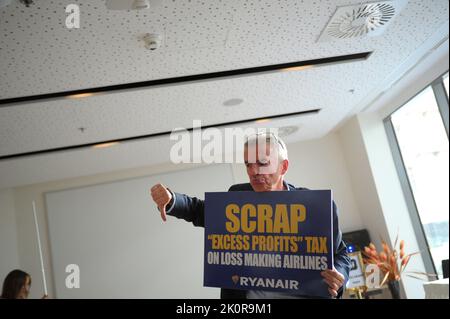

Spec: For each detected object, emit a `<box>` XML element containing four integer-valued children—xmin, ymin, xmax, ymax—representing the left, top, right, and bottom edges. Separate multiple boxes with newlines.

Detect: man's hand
<box><xmin>150</xmin><ymin>183</ymin><xmax>173</xmax><ymax>222</ymax></box>
<box><xmin>321</xmin><ymin>267</ymin><xmax>345</xmax><ymax>298</ymax></box>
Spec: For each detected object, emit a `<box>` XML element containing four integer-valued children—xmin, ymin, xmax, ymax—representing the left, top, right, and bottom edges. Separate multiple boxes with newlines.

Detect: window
<box><xmin>385</xmin><ymin>72</ymin><xmax>449</xmax><ymax>278</ymax></box>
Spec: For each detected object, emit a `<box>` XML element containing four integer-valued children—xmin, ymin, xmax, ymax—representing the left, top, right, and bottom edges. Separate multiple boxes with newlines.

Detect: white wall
<box><xmin>338</xmin><ymin>117</ymin><xmax>391</xmax><ymax>247</ymax></box>
<box><xmin>338</xmin><ymin>113</ymin><xmax>428</xmax><ymax>299</ymax></box>
<box><xmin>0</xmin><ymin>189</ymin><xmax>20</xmax><ymax>286</ymax></box>
<box><xmin>12</xmin><ymin>161</ymin><xmax>206</xmax><ymax>299</ymax></box>
<box><xmin>286</xmin><ymin>133</ymin><xmax>363</xmax><ymax>232</ymax></box>
<box><xmin>45</xmin><ymin>164</ymin><xmax>234</xmax><ymax>299</ymax></box>
<box><xmin>362</xmin><ymin>112</ymin><xmax>428</xmax><ymax>299</ymax></box>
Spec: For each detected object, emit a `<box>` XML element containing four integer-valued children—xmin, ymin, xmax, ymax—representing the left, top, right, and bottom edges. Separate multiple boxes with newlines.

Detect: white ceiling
<box><xmin>0</xmin><ymin>0</ymin><xmax>448</xmax><ymax>189</ymax></box>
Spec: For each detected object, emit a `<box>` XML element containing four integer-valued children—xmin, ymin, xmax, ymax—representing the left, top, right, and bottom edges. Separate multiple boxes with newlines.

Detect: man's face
<box><xmin>244</xmin><ymin>142</ymin><xmax>288</xmax><ymax>192</ymax></box>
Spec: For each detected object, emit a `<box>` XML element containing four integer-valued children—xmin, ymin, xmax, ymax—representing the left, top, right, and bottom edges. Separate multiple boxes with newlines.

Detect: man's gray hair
<box><xmin>244</xmin><ymin>132</ymin><xmax>288</xmax><ymax>160</ymax></box>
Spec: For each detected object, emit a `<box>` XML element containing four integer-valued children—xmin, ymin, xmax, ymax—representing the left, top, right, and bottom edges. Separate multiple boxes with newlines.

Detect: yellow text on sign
<box><xmin>305</xmin><ymin>236</ymin><xmax>328</xmax><ymax>254</ymax></box>
<box><xmin>225</xmin><ymin>203</ymin><xmax>306</xmax><ymax>234</ymax></box>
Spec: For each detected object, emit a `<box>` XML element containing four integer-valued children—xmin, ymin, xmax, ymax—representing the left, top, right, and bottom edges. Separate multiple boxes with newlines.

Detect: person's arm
<box><xmin>167</xmin><ymin>191</ymin><xmax>205</xmax><ymax>227</ymax></box>
<box><xmin>150</xmin><ymin>183</ymin><xmax>205</xmax><ymax>227</ymax></box>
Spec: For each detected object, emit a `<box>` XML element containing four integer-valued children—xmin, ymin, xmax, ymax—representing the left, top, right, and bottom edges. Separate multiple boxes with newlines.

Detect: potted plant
<box><xmin>363</xmin><ymin>235</ymin><xmax>434</xmax><ymax>299</ymax></box>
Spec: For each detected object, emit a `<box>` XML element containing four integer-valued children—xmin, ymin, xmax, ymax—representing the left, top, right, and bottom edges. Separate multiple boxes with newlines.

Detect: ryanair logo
<box><xmin>232</xmin><ymin>275</ymin><xmax>299</xmax><ymax>290</ymax></box>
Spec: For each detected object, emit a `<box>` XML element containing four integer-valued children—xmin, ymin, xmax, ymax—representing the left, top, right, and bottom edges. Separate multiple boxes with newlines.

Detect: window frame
<box><xmin>431</xmin><ymin>73</ymin><xmax>449</xmax><ymax>136</ymax></box>
<box><xmin>383</xmin><ymin>70</ymin><xmax>449</xmax><ymax>277</ymax></box>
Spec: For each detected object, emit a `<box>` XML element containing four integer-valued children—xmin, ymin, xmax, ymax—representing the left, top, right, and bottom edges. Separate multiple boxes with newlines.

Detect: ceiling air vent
<box><xmin>318</xmin><ymin>0</ymin><xmax>408</xmax><ymax>42</ymax></box>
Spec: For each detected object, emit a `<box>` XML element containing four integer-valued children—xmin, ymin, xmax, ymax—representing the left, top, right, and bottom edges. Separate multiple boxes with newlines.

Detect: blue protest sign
<box><xmin>204</xmin><ymin>190</ymin><xmax>333</xmax><ymax>297</ymax></box>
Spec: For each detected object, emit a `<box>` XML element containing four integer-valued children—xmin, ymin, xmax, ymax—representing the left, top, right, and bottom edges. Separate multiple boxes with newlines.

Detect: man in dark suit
<box><xmin>151</xmin><ymin>133</ymin><xmax>351</xmax><ymax>298</ymax></box>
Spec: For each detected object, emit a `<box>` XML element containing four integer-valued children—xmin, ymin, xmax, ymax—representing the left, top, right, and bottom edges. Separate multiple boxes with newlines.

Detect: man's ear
<box><xmin>281</xmin><ymin>159</ymin><xmax>289</xmax><ymax>175</ymax></box>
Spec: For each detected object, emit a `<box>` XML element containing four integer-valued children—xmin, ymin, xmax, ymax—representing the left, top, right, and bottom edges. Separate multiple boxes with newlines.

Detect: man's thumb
<box><xmin>160</xmin><ymin>204</ymin><xmax>167</xmax><ymax>222</ymax></box>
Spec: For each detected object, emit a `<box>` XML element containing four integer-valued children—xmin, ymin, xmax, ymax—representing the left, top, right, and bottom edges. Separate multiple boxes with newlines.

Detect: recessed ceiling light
<box><xmin>106</xmin><ymin>0</ymin><xmax>161</xmax><ymax>11</ymax></box>
<box><xmin>282</xmin><ymin>65</ymin><xmax>314</xmax><ymax>72</ymax></box>
<box><xmin>133</xmin><ymin>0</ymin><xmax>150</xmax><ymax>10</ymax></box>
<box><xmin>93</xmin><ymin>142</ymin><xmax>119</xmax><ymax>149</ymax></box>
<box><xmin>278</xmin><ymin>125</ymin><xmax>300</xmax><ymax>137</ymax></box>
<box><xmin>67</xmin><ymin>93</ymin><xmax>95</xmax><ymax>99</ymax></box>
<box><xmin>223</xmin><ymin>98</ymin><xmax>244</xmax><ymax>107</ymax></box>
<box><xmin>255</xmin><ymin>118</ymin><xmax>271</xmax><ymax>124</ymax></box>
